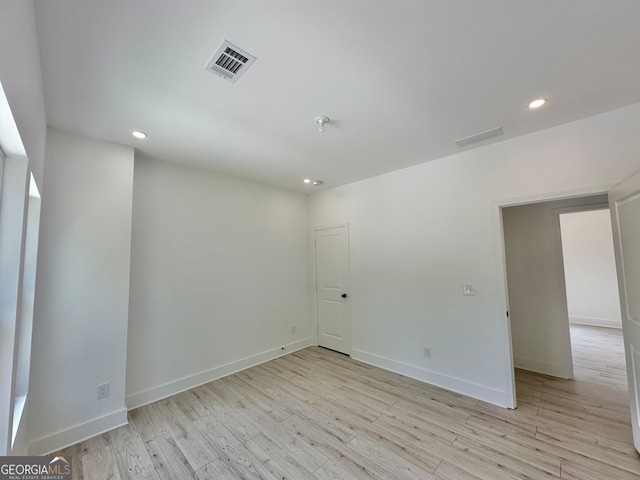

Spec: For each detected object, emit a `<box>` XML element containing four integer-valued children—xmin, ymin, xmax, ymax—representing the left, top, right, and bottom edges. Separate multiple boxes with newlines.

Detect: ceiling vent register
<box><xmin>454</xmin><ymin>126</ymin><xmax>504</xmax><ymax>147</ymax></box>
<box><xmin>205</xmin><ymin>40</ymin><xmax>256</xmax><ymax>83</ymax></box>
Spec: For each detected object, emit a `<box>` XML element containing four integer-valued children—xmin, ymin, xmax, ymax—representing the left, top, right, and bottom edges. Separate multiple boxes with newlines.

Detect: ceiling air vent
<box><xmin>205</xmin><ymin>40</ymin><xmax>256</xmax><ymax>83</ymax></box>
<box><xmin>454</xmin><ymin>127</ymin><xmax>504</xmax><ymax>147</ymax></box>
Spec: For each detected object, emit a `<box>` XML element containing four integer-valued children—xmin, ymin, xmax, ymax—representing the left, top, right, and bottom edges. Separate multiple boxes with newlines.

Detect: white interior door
<box><xmin>609</xmin><ymin>170</ymin><xmax>640</xmax><ymax>452</ymax></box>
<box><xmin>315</xmin><ymin>225</ymin><xmax>351</xmax><ymax>354</ymax></box>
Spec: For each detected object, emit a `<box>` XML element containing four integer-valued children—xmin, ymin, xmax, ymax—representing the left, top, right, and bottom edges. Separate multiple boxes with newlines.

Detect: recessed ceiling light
<box><xmin>527</xmin><ymin>98</ymin><xmax>547</xmax><ymax>109</ymax></box>
<box><xmin>132</xmin><ymin>130</ymin><xmax>148</xmax><ymax>139</ymax></box>
<box><xmin>303</xmin><ymin>178</ymin><xmax>311</xmax><ymax>184</ymax></box>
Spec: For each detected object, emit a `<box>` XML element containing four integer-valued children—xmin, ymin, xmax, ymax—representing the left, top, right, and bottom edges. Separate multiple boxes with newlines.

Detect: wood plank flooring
<box><xmin>55</xmin><ymin>325</ymin><xmax>640</xmax><ymax>479</ymax></box>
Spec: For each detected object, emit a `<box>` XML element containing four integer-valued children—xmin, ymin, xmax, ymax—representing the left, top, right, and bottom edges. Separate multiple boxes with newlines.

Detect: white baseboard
<box><xmin>514</xmin><ymin>355</ymin><xmax>572</xmax><ymax>379</ymax></box>
<box><xmin>28</xmin><ymin>408</ymin><xmax>128</xmax><ymax>456</ymax></box>
<box><xmin>569</xmin><ymin>315</ymin><xmax>622</xmax><ymax>329</ymax></box>
<box><xmin>352</xmin><ymin>349</ymin><xmax>513</xmax><ymax>408</ymax></box>
<box><xmin>125</xmin><ymin>337</ymin><xmax>315</xmax><ymax>410</ymax></box>
<box><xmin>27</xmin><ymin>338</ymin><xmax>314</xmax><ymax>455</ymax></box>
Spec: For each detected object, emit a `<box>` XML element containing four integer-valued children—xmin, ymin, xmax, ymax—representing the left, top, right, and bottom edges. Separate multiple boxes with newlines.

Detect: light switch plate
<box><xmin>463</xmin><ymin>284</ymin><xmax>476</xmax><ymax>296</ymax></box>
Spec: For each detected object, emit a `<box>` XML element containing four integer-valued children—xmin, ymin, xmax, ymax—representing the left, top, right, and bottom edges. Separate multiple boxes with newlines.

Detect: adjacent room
<box><xmin>2</xmin><ymin>1</ymin><xmax>640</xmax><ymax>478</ymax></box>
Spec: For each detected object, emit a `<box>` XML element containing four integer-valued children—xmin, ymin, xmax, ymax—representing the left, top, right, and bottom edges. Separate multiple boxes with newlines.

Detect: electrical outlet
<box><xmin>423</xmin><ymin>347</ymin><xmax>431</xmax><ymax>358</ymax></box>
<box><xmin>97</xmin><ymin>382</ymin><xmax>110</xmax><ymax>400</ymax></box>
<box><xmin>290</xmin><ymin>325</ymin><xmax>296</xmax><ymax>334</ymax></box>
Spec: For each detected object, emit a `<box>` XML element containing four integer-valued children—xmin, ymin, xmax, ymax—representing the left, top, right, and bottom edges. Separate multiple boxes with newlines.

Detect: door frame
<box><xmin>311</xmin><ymin>223</ymin><xmax>352</xmax><ymax>354</ymax></box>
<box><xmin>492</xmin><ymin>183</ymin><xmax>616</xmax><ymax>409</ymax></box>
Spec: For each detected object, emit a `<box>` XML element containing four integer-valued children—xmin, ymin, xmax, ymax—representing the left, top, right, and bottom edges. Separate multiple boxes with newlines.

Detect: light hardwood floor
<box><xmin>55</xmin><ymin>325</ymin><xmax>640</xmax><ymax>479</ymax></box>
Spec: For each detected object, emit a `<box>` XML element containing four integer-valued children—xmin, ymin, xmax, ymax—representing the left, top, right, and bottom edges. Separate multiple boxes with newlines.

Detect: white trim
<box><xmin>28</xmin><ymin>408</ymin><xmax>127</xmax><ymax>456</ymax></box>
<box><xmin>352</xmin><ymin>349</ymin><xmax>513</xmax><ymax>408</ymax></box>
<box><xmin>514</xmin><ymin>356</ymin><xmax>573</xmax><ymax>379</ymax></box>
<box><xmin>493</xmin><ymin>183</ymin><xmax>615</xmax><ymax>209</ymax></box>
<box><xmin>313</xmin><ymin>222</ymin><xmax>350</xmax><ymax>232</ymax></box>
<box><xmin>10</xmin><ymin>396</ymin><xmax>27</xmax><ymax>455</ymax></box>
<box><xmin>310</xmin><ymin>225</ymin><xmax>320</xmax><ymax>346</ymax></box>
<box><xmin>125</xmin><ymin>337</ymin><xmax>314</xmax><ymax>410</ymax></box>
<box><xmin>569</xmin><ymin>315</ymin><xmax>622</xmax><ymax>329</ymax></box>
<box><xmin>491</xmin><ymin>196</ymin><xmax>517</xmax><ymax>409</ymax></box>
<box><xmin>11</xmin><ymin>394</ymin><xmax>26</xmax><ymax>448</ymax></box>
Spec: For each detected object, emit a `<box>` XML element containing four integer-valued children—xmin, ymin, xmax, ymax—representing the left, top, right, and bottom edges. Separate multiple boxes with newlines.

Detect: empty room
<box><xmin>2</xmin><ymin>1</ymin><xmax>640</xmax><ymax>479</ymax></box>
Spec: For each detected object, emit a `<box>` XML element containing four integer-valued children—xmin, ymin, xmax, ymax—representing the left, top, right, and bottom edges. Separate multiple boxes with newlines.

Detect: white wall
<box><xmin>28</xmin><ymin>128</ymin><xmax>134</xmax><ymax>454</ymax></box>
<box><xmin>125</xmin><ymin>157</ymin><xmax>312</xmax><ymax>408</ymax></box>
<box><xmin>310</xmin><ymin>103</ymin><xmax>640</xmax><ymax>407</ymax></box>
<box><xmin>560</xmin><ymin>209</ymin><xmax>622</xmax><ymax>328</ymax></box>
<box><xmin>0</xmin><ymin>0</ymin><xmax>47</xmax><ymax>187</ymax></box>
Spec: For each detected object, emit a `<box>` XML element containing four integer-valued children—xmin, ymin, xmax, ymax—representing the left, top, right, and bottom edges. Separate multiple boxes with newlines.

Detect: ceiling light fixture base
<box><xmin>315</xmin><ymin>116</ymin><xmax>330</xmax><ymax>133</ymax></box>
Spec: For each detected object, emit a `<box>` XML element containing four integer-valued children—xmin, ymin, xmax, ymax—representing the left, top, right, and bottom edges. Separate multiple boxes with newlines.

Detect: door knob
<box><xmin>341</xmin><ymin>293</ymin><xmax>348</xmax><ymax>298</ymax></box>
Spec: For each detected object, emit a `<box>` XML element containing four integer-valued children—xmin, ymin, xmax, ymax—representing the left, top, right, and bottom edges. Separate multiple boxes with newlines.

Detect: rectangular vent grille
<box><xmin>454</xmin><ymin>127</ymin><xmax>504</xmax><ymax>147</ymax></box>
<box><xmin>205</xmin><ymin>40</ymin><xmax>256</xmax><ymax>83</ymax></box>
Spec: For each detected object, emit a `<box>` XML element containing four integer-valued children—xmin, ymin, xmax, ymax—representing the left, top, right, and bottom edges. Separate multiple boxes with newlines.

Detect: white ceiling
<box><xmin>34</xmin><ymin>0</ymin><xmax>640</xmax><ymax>192</ymax></box>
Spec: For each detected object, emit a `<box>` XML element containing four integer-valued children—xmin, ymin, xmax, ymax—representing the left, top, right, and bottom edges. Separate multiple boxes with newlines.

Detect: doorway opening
<box><xmin>501</xmin><ymin>194</ymin><xmax>631</xmax><ymax>445</ymax></box>
<box><xmin>558</xmin><ymin>208</ymin><xmax>627</xmax><ymax>394</ymax></box>
<box><xmin>502</xmin><ymin>194</ymin><xmax>609</xmax><ymax>382</ymax></box>
<box><xmin>498</xmin><ymin>172</ymin><xmax>640</xmax><ymax>452</ymax></box>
